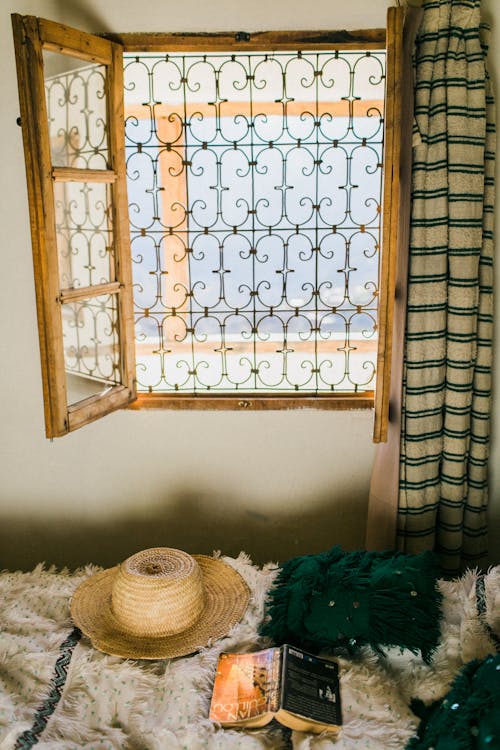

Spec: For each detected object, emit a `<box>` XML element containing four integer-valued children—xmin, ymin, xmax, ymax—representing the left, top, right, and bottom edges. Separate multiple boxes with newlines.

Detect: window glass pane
<box><xmin>125</xmin><ymin>50</ymin><xmax>384</xmax><ymax>394</ymax></box>
<box><xmin>54</xmin><ymin>181</ymin><xmax>114</xmax><ymax>289</ymax></box>
<box><xmin>61</xmin><ymin>294</ymin><xmax>120</xmax><ymax>406</ymax></box>
<box><xmin>43</xmin><ymin>51</ymin><xmax>109</xmax><ymax>169</ymax></box>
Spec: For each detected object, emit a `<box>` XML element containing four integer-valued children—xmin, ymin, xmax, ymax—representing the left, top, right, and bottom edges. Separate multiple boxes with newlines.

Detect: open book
<box><xmin>209</xmin><ymin>644</ymin><xmax>341</xmax><ymax>733</ymax></box>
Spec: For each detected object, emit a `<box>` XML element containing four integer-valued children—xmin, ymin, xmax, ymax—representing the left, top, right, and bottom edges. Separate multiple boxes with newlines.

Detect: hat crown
<box><xmin>111</xmin><ymin>548</ymin><xmax>204</xmax><ymax>638</ymax></box>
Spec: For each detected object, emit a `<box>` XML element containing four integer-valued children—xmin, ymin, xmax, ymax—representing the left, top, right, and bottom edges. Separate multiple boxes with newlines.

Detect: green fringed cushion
<box><xmin>261</xmin><ymin>547</ymin><xmax>442</xmax><ymax>661</ymax></box>
<box><xmin>407</xmin><ymin>654</ymin><xmax>500</xmax><ymax>750</ymax></box>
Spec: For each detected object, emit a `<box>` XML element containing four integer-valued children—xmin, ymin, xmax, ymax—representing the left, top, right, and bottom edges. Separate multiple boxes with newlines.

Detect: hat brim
<box><xmin>71</xmin><ymin>556</ymin><xmax>250</xmax><ymax>659</ymax></box>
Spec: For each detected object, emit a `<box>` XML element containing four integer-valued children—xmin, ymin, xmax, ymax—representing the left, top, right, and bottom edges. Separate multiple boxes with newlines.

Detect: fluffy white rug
<box><xmin>0</xmin><ymin>555</ymin><xmax>498</xmax><ymax>750</ymax></box>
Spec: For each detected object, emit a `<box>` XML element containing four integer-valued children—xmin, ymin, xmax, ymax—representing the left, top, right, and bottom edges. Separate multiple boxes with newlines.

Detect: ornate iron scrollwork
<box><xmin>124</xmin><ymin>49</ymin><xmax>385</xmax><ymax>394</ymax></box>
<box><xmin>46</xmin><ymin>49</ymin><xmax>386</xmax><ymax>395</ymax></box>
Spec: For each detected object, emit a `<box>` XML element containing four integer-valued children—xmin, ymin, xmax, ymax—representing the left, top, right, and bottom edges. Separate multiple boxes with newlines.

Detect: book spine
<box><xmin>269</xmin><ymin>647</ymin><xmax>282</xmax><ymax>713</ymax></box>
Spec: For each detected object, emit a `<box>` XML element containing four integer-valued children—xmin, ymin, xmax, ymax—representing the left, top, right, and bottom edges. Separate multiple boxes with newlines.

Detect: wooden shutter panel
<box><xmin>367</xmin><ymin>5</ymin><xmax>423</xmax><ymax>548</ymax></box>
<box><xmin>12</xmin><ymin>14</ymin><xmax>136</xmax><ymax>437</ymax></box>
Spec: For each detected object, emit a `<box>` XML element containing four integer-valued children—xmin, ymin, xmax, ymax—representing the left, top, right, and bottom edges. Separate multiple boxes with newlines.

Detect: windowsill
<box><xmin>127</xmin><ymin>392</ymin><xmax>374</xmax><ymax>410</ymax></box>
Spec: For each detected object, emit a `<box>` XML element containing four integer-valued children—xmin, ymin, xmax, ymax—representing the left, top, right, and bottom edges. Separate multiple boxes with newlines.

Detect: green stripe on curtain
<box><xmin>397</xmin><ymin>0</ymin><xmax>495</xmax><ymax>575</ymax></box>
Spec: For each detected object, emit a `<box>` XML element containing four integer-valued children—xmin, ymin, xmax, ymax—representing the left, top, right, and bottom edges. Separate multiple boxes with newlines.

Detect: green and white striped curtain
<box><xmin>397</xmin><ymin>0</ymin><xmax>495</xmax><ymax>575</ymax></box>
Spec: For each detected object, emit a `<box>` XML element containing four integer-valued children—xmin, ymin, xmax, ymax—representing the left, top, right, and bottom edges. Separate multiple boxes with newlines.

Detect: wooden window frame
<box><xmin>12</xmin><ymin>13</ymin><xmax>409</xmax><ymax>438</ymax></box>
<box><xmin>121</xmin><ymin>27</ymin><xmax>387</xmax><ymax>416</ymax></box>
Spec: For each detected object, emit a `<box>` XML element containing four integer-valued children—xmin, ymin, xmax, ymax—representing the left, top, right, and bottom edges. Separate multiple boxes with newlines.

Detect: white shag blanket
<box><xmin>0</xmin><ymin>555</ymin><xmax>499</xmax><ymax>750</ymax></box>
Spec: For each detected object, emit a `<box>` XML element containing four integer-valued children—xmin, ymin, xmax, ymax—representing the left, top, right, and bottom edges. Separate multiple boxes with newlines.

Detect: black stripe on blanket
<box><xmin>14</xmin><ymin>627</ymin><xmax>82</xmax><ymax>750</ymax></box>
<box><xmin>475</xmin><ymin>574</ymin><xmax>500</xmax><ymax>653</ymax></box>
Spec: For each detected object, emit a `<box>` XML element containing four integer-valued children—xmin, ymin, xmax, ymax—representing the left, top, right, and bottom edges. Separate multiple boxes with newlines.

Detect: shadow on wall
<box><xmin>0</xmin><ymin>488</ymin><xmax>368</xmax><ymax>572</ymax></box>
<box><xmin>53</xmin><ymin>0</ymin><xmax>112</xmax><ymax>33</ymax></box>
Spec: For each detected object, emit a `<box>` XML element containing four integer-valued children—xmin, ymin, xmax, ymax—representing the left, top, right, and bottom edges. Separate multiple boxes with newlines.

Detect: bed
<box><xmin>0</xmin><ymin>553</ymin><xmax>499</xmax><ymax>750</ymax></box>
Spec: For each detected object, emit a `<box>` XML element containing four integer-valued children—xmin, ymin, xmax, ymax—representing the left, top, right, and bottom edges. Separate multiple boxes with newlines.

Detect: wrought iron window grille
<box><xmin>122</xmin><ymin>48</ymin><xmax>385</xmax><ymax>396</ymax></box>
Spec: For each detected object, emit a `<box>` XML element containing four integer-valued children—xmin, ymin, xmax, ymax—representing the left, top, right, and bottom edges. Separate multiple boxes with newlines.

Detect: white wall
<box><xmin>0</xmin><ymin>0</ymin><xmax>498</xmax><ymax>571</ymax></box>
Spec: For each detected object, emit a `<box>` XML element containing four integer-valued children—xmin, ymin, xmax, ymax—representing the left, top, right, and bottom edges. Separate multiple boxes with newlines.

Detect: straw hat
<box><xmin>71</xmin><ymin>547</ymin><xmax>250</xmax><ymax>659</ymax></box>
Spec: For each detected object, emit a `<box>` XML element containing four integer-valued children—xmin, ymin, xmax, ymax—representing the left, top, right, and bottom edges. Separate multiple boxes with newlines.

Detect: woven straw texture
<box><xmin>110</xmin><ymin>548</ymin><xmax>205</xmax><ymax>637</ymax></box>
<box><xmin>398</xmin><ymin>0</ymin><xmax>495</xmax><ymax>574</ymax></box>
<box><xmin>71</xmin><ymin>549</ymin><xmax>250</xmax><ymax>659</ymax></box>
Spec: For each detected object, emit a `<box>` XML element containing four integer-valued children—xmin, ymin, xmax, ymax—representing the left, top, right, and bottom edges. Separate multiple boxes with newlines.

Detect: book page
<box><xmin>209</xmin><ymin>649</ymin><xmax>280</xmax><ymax>724</ymax></box>
<box><xmin>280</xmin><ymin>646</ymin><xmax>341</xmax><ymax>727</ymax></box>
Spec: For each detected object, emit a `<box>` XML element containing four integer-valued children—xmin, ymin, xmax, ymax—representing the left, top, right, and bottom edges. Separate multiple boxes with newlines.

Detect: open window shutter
<box><xmin>373</xmin><ymin>5</ymin><xmax>420</xmax><ymax>444</ymax></box>
<box><xmin>12</xmin><ymin>15</ymin><xmax>136</xmax><ymax>437</ymax></box>
<box><xmin>366</xmin><ymin>5</ymin><xmax>423</xmax><ymax>549</ymax></box>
